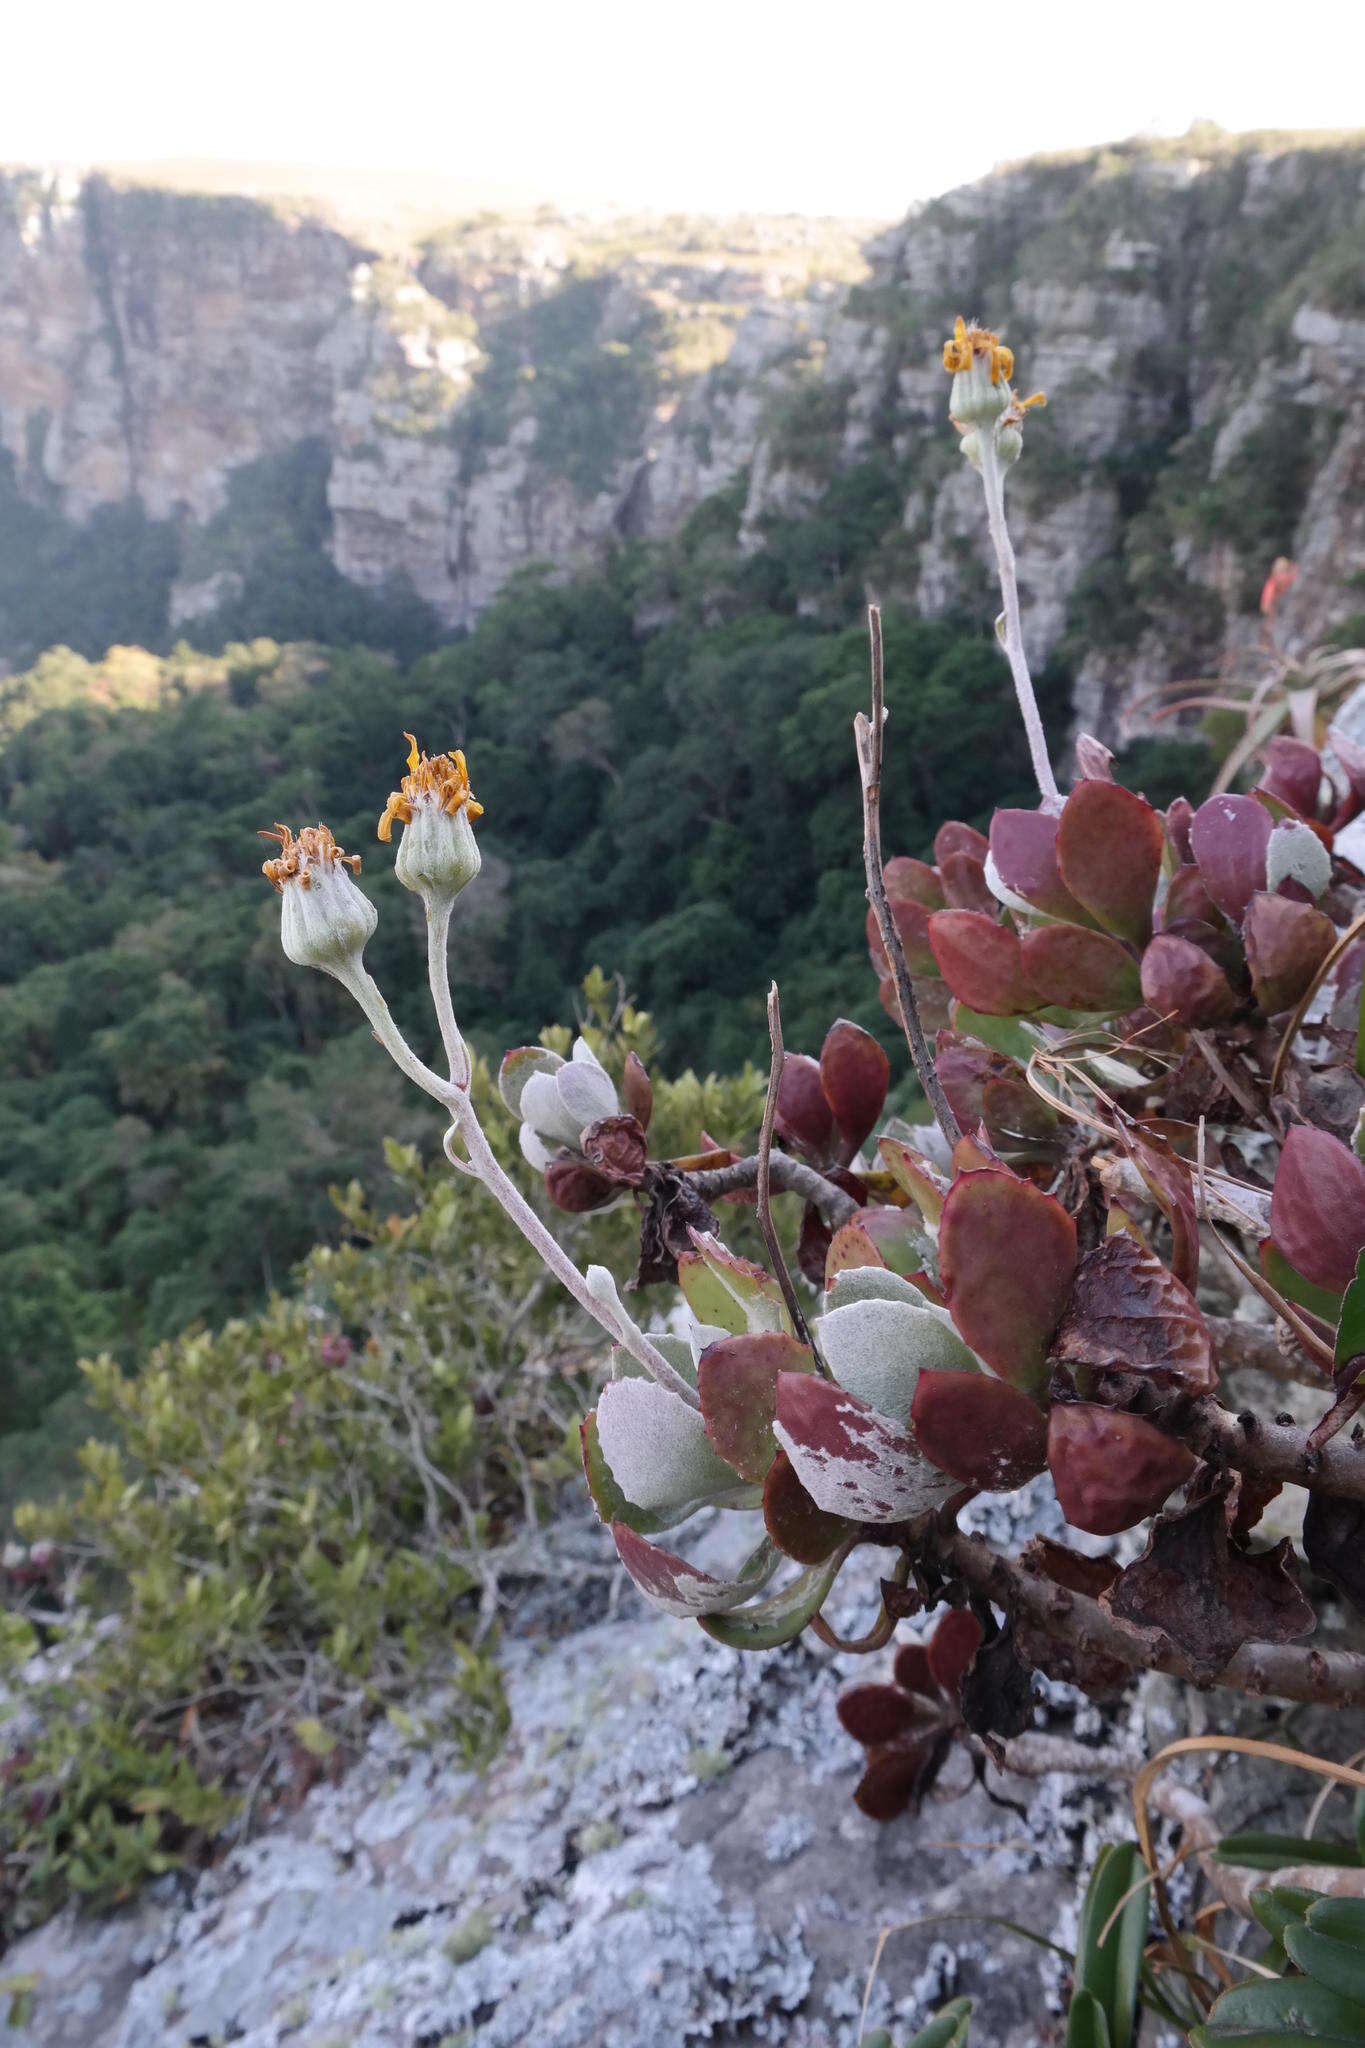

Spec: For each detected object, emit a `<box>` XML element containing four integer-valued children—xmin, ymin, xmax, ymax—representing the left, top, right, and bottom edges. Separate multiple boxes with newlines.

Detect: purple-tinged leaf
<box><xmin>893</xmin><ymin>1640</ymin><xmax>939</xmax><ymax>1695</ymax></box>
<box><xmin>1166</xmin><ymin>796</ymin><xmax>1194</xmax><ymax>866</ymax></box>
<box><xmin>544</xmin><ymin>1154</ymin><xmax>620</xmax><ymax>1213</ymax></box>
<box><xmin>1160</xmin><ymin>864</ymin><xmax>1220</xmax><ymax>929</ymax></box>
<box><xmin>939</xmin><ymin>1170</ymin><xmax>1077</xmax><ymax>1392</ymax></box>
<box><xmin>1075</xmin><ymin>733</ymin><xmax>1115</xmax><ymax>781</ymax></box>
<box><xmin>928</xmin><ymin>911</ymin><xmax>1036</xmax><ymax>1016</ymax></box>
<box><xmin>1243</xmin><ymin>891</ymin><xmax>1336</xmax><ymax>1016</ymax></box>
<box><xmin>1261</xmin><ymin>736</ymin><xmax>1323</xmax><ymax>818</ymax></box>
<box><xmin>853</xmin><ymin>1729</ymin><xmax>955</xmax><ymax>1821</ymax></box>
<box><xmin>774</xmin><ymin>1052</ymin><xmax>837</xmax><ymax>1161</ymax></box>
<box><xmin>838</xmin><ymin>1683</ymin><xmax>936</xmax><ymax>1745</ymax></box>
<box><xmin>1052</xmin><ymin>1235</ymin><xmax>1217</xmax><ymax>1390</ymax></box>
<box><xmin>796</xmin><ymin>1204</ymin><xmax>832</xmax><ymax>1288</ymax></box>
<box><xmin>934</xmin><ymin>821</ymin><xmax>989</xmax><ymax>866</ymax></box>
<box><xmin>824</xmin><ymin>1219</ymin><xmax>886</xmax><ymax>1285</ymax></box>
<box><xmin>621</xmin><ymin>1051</ymin><xmax>653</xmax><ymax>1131</ymax></box>
<box><xmin>938</xmin><ymin>852</ymin><xmax>997</xmax><ymax>916</ymax></box>
<box><xmin>1021</xmin><ymin>924</ymin><xmax>1142</xmax><ymax>1014</ymax></box>
<box><xmin>1114</xmin><ymin>1115</ymin><xmax>1201</xmax><ymax>1292</ymax></box>
<box><xmin>773</xmin><ymin>1374</ymin><xmax>960</xmax><ymax>1523</ymax></box>
<box><xmin>927</xmin><ymin>1609</ymin><xmax>983</xmax><ymax>1692</ymax></box>
<box><xmin>1048</xmin><ymin>1403</ymin><xmax>1198</xmax><ymax>1535</ymax></box>
<box><xmin>910</xmin><ymin>1370</ymin><xmax>1047</xmax><ymax>1492</ymax></box>
<box><xmin>820</xmin><ymin>1018</ymin><xmax>891</xmax><ymax>1155</ymax></box>
<box><xmin>698</xmin><ymin>1331</ymin><xmax>816</xmax><ymax>1482</ymax></box>
<box><xmin>1057</xmin><ymin>781</ymin><xmax>1164</xmax><ymax>944</ymax></box>
<box><xmin>988</xmin><ymin>808</ymin><xmax>1083</xmax><ymax>919</ymax></box>
<box><xmin>1139</xmin><ymin>933</ymin><xmax>1237</xmax><ymax>1028</ymax></box>
<box><xmin>611</xmin><ymin>1523</ymin><xmax>778</xmax><ymax>1619</ymax></box>
<box><xmin>762</xmin><ymin>1447</ymin><xmax>856</xmax><ymax>1562</ymax></box>
<box><xmin>884</xmin><ymin>855</ymin><xmax>946</xmax><ymax>908</ymax></box>
<box><xmin>1189</xmin><ymin>794</ymin><xmax>1273</xmax><ymax>923</ymax></box>
<box><xmin>1270</xmin><ymin>1125</ymin><xmax>1365</xmax><ymax>1293</ymax></box>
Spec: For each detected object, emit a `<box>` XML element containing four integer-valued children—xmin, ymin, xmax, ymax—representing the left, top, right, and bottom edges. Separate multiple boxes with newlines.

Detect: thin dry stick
<box><xmin>757</xmin><ymin>983</ymin><xmax>815</xmax><ymax>1348</ymax></box>
<box><xmin>856</xmin><ymin>606</ymin><xmax>962</xmax><ymax>1150</ymax></box>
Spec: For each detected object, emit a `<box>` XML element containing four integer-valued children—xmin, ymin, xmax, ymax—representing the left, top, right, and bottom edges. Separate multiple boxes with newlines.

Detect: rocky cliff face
<box><xmin>1</xmin><ymin>133</ymin><xmax>1363</xmax><ymax>732</ymax></box>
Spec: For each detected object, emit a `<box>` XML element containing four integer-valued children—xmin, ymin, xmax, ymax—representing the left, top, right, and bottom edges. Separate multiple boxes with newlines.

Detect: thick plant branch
<box><xmin>757</xmin><ymin>984</ymin><xmax>815</xmax><ymax>1346</ymax></box>
<box><xmin>855</xmin><ymin>605</ymin><xmax>963</xmax><ymax>1151</ymax></box>
<box><xmin>935</xmin><ymin>1525</ymin><xmax>1365</xmax><ymax>1707</ymax></box>
<box><xmin>688</xmin><ymin>1152</ymin><xmax>859</xmax><ymax>1227</ymax></box>
<box><xmin>1206</xmin><ymin>1314</ymin><xmax>1326</xmax><ymax>1388</ymax></box>
<box><xmin>1167</xmin><ymin>1397</ymin><xmax>1365</xmax><ymax>1501</ymax></box>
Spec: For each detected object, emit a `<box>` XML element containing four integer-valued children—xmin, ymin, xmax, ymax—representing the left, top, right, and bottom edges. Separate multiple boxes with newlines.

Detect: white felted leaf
<box><xmin>1266</xmin><ymin>819</ymin><xmax>1331</xmax><ymax>899</ymax></box>
<box><xmin>596</xmin><ymin>1376</ymin><xmax>743</xmax><ymax>1514</ymax></box>
<box><xmin>519</xmin><ymin>1069</ymin><xmax>585</xmax><ymax>1149</ymax></box>
<box><xmin>825</xmin><ymin>1267</ymin><xmax>932</xmax><ymax>1312</ymax></box>
<box><xmin>816</xmin><ymin>1296</ymin><xmax>979</xmax><ymax>1428</ymax></box>
<box><xmin>519</xmin><ymin>1123</ymin><xmax>556</xmax><ymax>1173</ymax></box>
<box><xmin>555</xmin><ymin>1057</ymin><xmax>620</xmax><ymax>1132</ymax></box>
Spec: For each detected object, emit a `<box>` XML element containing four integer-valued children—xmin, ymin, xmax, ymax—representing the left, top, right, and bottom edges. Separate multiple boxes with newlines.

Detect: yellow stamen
<box><xmin>941</xmin><ymin>318</ymin><xmax>1018</xmax><ymax>386</ymax></box>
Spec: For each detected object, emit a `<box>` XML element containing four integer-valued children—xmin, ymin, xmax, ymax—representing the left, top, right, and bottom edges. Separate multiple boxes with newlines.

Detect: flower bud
<box><xmin>261</xmin><ymin>823</ymin><xmax>378</xmax><ymax>981</ymax></box>
<box><xmin>378</xmin><ymin>733</ymin><xmax>483</xmax><ymax>911</ymax></box>
<box><xmin>942</xmin><ymin>316</ymin><xmax>1013</xmax><ymax>428</ymax></box>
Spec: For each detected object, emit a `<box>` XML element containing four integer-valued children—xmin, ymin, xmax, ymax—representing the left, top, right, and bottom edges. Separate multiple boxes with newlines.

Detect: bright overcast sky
<box><xmin>7</xmin><ymin>0</ymin><xmax>1365</xmax><ymax>220</ymax></box>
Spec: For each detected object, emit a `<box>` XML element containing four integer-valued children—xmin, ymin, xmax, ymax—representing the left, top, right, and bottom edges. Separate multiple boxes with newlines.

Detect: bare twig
<box><xmin>856</xmin><ymin>606</ymin><xmax>962</xmax><ymax>1151</ymax></box>
<box><xmin>688</xmin><ymin>1152</ymin><xmax>860</xmax><ymax>1227</ymax></box>
<box><xmin>1206</xmin><ymin>1313</ymin><xmax>1329</xmax><ymax>1388</ymax></box>
<box><xmin>1162</xmin><ymin>1396</ymin><xmax>1365</xmax><ymax>1501</ymax></box>
<box><xmin>935</xmin><ymin>1524</ymin><xmax>1365</xmax><ymax>1708</ymax></box>
<box><xmin>758</xmin><ymin>983</ymin><xmax>815</xmax><ymax>1347</ymax></box>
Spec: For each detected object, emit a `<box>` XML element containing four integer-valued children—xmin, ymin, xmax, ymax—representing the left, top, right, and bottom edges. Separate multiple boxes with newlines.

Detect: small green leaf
<box><xmin>1194</xmin><ymin>1974</ymin><xmax>1365</xmax><ymax>2040</ymax></box>
<box><xmin>1065</xmin><ymin>1988</ymin><xmax>1112</xmax><ymax>2048</ymax></box>
<box><xmin>905</xmin><ymin>1996</ymin><xmax>974</xmax><ymax>2047</ymax></box>
<box><xmin>1249</xmin><ymin>1886</ymin><xmax>1322</xmax><ymax>1944</ymax></box>
<box><xmin>1284</xmin><ymin>1920</ymin><xmax>1365</xmax><ymax>2008</ymax></box>
<box><xmin>291</xmin><ymin>1716</ymin><xmax>337</xmax><ymax>1759</ymax></box>
<box><xmin>1216</xmin><ymin>1831</ymin><xmax>1363</xmax><ymax>1871</ymax></box>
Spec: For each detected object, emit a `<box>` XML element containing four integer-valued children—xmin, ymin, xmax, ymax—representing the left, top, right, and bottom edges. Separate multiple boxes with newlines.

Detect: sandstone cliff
<box><xmin>1</xmin><ymin>131</ymin><xmax>1363</xmax><ymax>733</ymax></box>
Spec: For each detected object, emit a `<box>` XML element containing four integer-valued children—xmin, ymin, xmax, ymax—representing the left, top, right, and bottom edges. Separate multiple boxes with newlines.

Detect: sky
<box><xmin>7</xmin><ymin>0</ymin><xmax>1365</xmax><ymax>221</ymax></box>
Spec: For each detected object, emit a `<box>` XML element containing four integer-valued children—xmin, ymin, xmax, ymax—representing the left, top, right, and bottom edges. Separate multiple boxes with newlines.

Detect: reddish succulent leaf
<box><xmin>878</xmin><ymin>1137</ymin><xmax>946</xmax><ymax>1226</ymax></box>
<box><xmin>1048</xmin><ymin>1403</ymin><xmax>1197</xmax><ymax>1534</ymax></box>
<box><xmin>610</xmin><ymin>1523</ymin><xmax>775</xmax><ymax>1619</ymax></box>
<box><xmin>1114</xmin><ymin>1115</ymin><xmax>1201</xmax><ymax>1291</ymax></box>
<box><xmin>1243</xmin><ymin>892</ymin><xmax>1335</xmax><ymax>1016</ymax></box>
<box><xmin>1166</xmin><ymin>796</ymin><xmax>1195</xmax><ymax>865</ymax></box>
<box><xmin>884</xmin><ymin>855</ymin><xmax>946</xmax><ymax>908</ymax></box>
<box><xmin>1262</xmin><ymin>736</ymin><xmax>1323</xmax><ymax>818</ymax></box>
<box><xmin>853</xmin><ymin>1730</ymin><xmax>954</xmax><ymax>1821</ymax></box>
<box><xmin>797</xmin><ymin>1205</ymin><xmax>832</xmax><ymax>1288</ymax></box>
<box><xmin>1075</xmin><ymin>733</ymin><xmax>1115</xmax><ymax>781</ymax></box>
<box><xmin>958</xmin><ymin>1623</ymin><xmax>1034</xmax><ymax>1740</ymax></box>
<box><xmin>937</xmin><ymin>851</ymin><xmax>997</xmax><ymax>915</ymax></box>
<box><xmin>837</xmin><ymin>1683</ymin><xmax>932</xmax><ymax>1745</ymax></box>
<box><xmin>911</xmin><ymin>1370</ymin><xmax>1047</xmax><ymax>1492</ymax></box>
<box><xmin>621</xmin><ymin>1051</ymin><xmax>653</xmax><ymax>1130</ymax></box>
<box><xmin>1056</xmin><ymin>780</ymin><xmax>1164</xmax><ymax>944</ymax></box>
<box><xmin>1016</xmin><ymin>1540</ymin><xmax>1132</xmax><ymax>1699</ymax></box>
<box><xmin>939</xmin><ymin>1170</ymin><xmax>1077</xmax><ymax>1392</ymax></box>
<box><xmin>1101</xmin><ymin>1486</ymin><xmax>1315</xmax><ymax>1680</ymax></box>
<box><xmin>824</xmin><ymin>1220</ymin><xmax>886</xmax><ymax>1286</ymax></box>
<box><xmin>544</xmin><ymin>1154</ymin><xmax>619</xmax><ymax>1212</ymax></box>
<box><xmin>866</xmin><ymin>896</ymin><xmax>938</xmax><ymax>979</ymax></box>
<box><xmin>1139</xmin><ymin>932</ymin><xmax>1237</xmax><ymax>1028</ymax></box>
<box><xmin>933</xmin><ymin>1032</ymin><xmax>1014</xmax><ymax>1134</ymax></box>
<box><xmin>892</xmin><ymin>1641</ymin><xmax>939</xmax><ymax>1696</ymax></box>
<box><xmin>698</xmin><ymin>1332</ymin><xmax>816</xmax><ymax>1482</ymax></box>
<box><xmin>762</xmin><ymin>1447</ymin><xmax>856</xmax><ymax>1563</ymax></box>
<box><xmin>926</xmin><ymin>1608</ymin><xmax>983</xmax><ymax>1693</ymax></box>
<box><xmin>820</xmin><ymin>1018</ymin><xmax>891</xmax><ymax>1155</ymax></box>
<box><xmin>934</xmin><ymin>821</ymin><xmax>989</xmax><ymax>866</ymax></box>
<box><xmin>1270</xmin><ymin>1125</ymin><xmax>1365</xmax><ymax>1293</ymax></box>
<box><xmin>952</xmin><ymin>1132</ymin><xmax>1000</xmax><ymax>1174</ymax></box>
<box><xmin>928</xmin><ymin>911</ymin><xmax>1035</xmax><ymax>1016</ymax></box>
<box><xmin>1051</xmin><ymin>1235</ymin><xmax>1217</xmax><ymax>1390</ymax></box>
<box><xmin>773</xmin><ymin>1373</ymin><xmax>960</xmax><ymax>1523</ymax></box>
<box><xmin>580</xmin><ymin>1114</ymin><xmax>649</xmax><ymax>1186</ymax></box>
<box><xmin>1190</xmin><ymin>793</ymin><xmax>1273</xmax><ymax>923</ymax></box>
<box><xmin>988</xmin><ymin>808</ymin><xmax>1082</xmax><ymax>919</ymax></box>
<box><xmin>774</xmin><ymin>1052</ymin><xmax>836</xmax><ymax>1160</ymax></box>
<box><xmin>1161</xmin><ymin>864</ymin><xmax>1221</xmax><ymax>929</ymax></box>
<box><xmin>979</xmin><ymin>1075</ymin><xmax>1060</xmax><ymax>1147</ymax></box>
<box><xmin>1021</xmin><ymin>924</ymin><xmax>1142</xmax><ymax>1014</ymax></box>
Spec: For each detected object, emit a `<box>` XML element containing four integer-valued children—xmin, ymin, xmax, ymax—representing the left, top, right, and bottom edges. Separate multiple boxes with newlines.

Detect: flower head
<box><xmin>260</xmin><ymin>822</ymin><xmax>377</xmax><ymax>979</ymax></box>
<box><xmin>378</xmin><ymin>733</ymin><xmax>483</xmax><ymax>909</ymax></box>
<box><xmin>942</xmin><ymin>316</ymin><xmax>1045</xmax><ymax>450</ymax></box>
